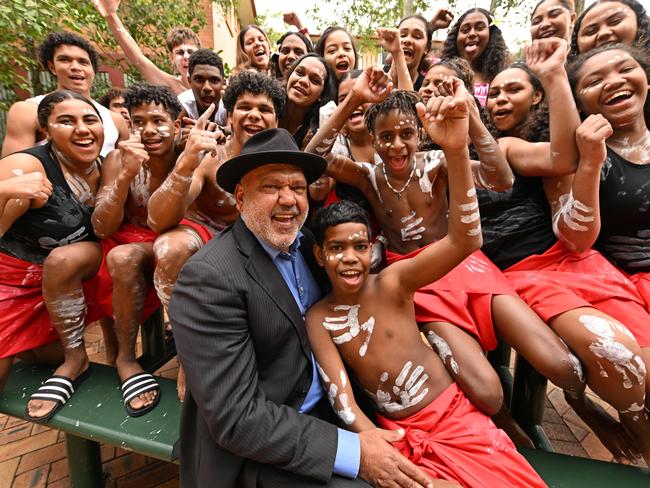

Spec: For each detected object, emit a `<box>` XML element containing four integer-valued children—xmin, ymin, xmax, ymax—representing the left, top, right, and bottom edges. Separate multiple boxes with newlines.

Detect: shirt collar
<box><xmin>255</xmin><ymin>231</ymin><xmax>304</xmax><ymax>261</ymax></box>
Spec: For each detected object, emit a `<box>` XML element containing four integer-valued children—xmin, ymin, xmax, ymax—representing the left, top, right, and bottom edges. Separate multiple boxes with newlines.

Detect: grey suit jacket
<box><xmin>169</xmin><ymin>218</ymin><xmax>338</xmax><ymax>487</ymax></box>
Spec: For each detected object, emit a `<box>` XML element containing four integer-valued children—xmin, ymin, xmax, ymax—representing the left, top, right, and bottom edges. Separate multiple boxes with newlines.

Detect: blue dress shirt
<box><xmin>255</xmin><ymin>232</ymin><xmax>360</xmax><ymax>478</ymax></box>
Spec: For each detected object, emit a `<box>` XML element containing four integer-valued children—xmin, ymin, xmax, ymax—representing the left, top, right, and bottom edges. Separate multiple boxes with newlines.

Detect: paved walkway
<box><xmin>0</xmin><ymin>323</ymin><xmax>646</xmax><ymax>487</ymax></box>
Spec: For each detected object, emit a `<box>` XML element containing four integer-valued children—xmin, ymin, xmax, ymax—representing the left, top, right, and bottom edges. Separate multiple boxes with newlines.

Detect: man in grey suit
<box><xmin>169</xmin><ymin>128</ymin><xmax>435</xmax><ymax>487</ymax></box>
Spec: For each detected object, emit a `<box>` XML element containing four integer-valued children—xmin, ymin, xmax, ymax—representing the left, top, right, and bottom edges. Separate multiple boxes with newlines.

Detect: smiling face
<box><xmin>278</xmin><ymin>34</ymin><xmax>309</xmax><ymax>77</ymax></box>
<box><xmin>372</xmin><ymin>109</ymin><xmax>419</xmax><ymax>177</ymax></box>
<box><xmin>419</xmin><ymin>65</ymin><xmax>457</xmax><ymax>104</ymax></box>
<box><xmin>229</xmin><ymin>92</ymin><xmax>278</xmax><ymax>148</ymax></box>
<box><xmin>487</xmin><ymin>68</ymin><xmax>543</xmax><ymax>134</ymax></box>
<box><xmin>338</xmin><ymin>77</ymin><xmax>371</xmax><ymax>134</ymax></box>
<box><xmin>49</xmin><ymin>44</ymin><xmax>95</xmax><ymax>97</ymax></box>
<box><xmin>575</xmin><ymin>49</ymin><xmax>648</xmax><ymax>130</ymax></box>
<box><xmin>323</xmin><ymin>30</ymin><xmax>356</xmax><ymax>80</ymax></box>
<box><xmin>45</xmin><ymin>98</ymin><xmax>104</xmax><ymax>166</ymax></box>
<box><xmin>315</xmin><ymin>222</ymin><xmax>371</xmax><ymax>294</ymax></box>
<box><xmin>456</xmin><ymin>11</ymin><xmax>490</xmax><ymax>64</ymax></box>
<box><xmin>129</xmin><ymin>102</ymin><xmax>176</xmax><ymax>157</ymax></box>
<box><xmin>236</xmin><ymin>163</ymin><xmax>308</xmax><ymax>252</ymax></box>
<box><xmin>530</xmin><ymin>0</ymin><xmax>575</xmax><ymax>41</ymax></box>
<box><xmin>577</xmin><ymin>1</ymin><xmax>638</xmax><ymax>53</ymax></box>
<box><xmin>286</xmin><ymin>57</ymin><xmax>327</xmax><ymax>107</ymax></box>
<box><xmin>171</xmin><ymin>43</ymin><xmax>198</xmax><ymax>78</ymax></box>
<box><xmin>189</xmin><ymin>63</ymin><xmax>224</xmax><ymax>113</ymax></box>
<box><xmin>399</xmin><ymin>17</ymin><xmax>429</xmax><ymax>71</ymax></box>
<box><xmin>243</xmin><ymin>27</ymin><xmax>270</xmax><ymax>70</ymax></box>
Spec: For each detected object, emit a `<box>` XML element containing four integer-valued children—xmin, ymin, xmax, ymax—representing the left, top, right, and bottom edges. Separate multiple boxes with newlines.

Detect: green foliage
<box><xmin>0</xmin><ymin>0</ymin><xmax>207</xmax><ymax>111</ymax></box>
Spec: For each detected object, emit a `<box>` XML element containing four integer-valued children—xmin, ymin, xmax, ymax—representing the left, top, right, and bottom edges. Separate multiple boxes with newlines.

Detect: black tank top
<box><xmin>595</xmin><ymin>147</ymin><xmax>650</xmax><ymax>274</ymax></box>
<box><xmin>0</xmin><ymin>143</ymin><xmax>97</xmax><ymax>264</ymax></box>
<box><xmin>478</xmin><ymin>175</ymin><xmax>556</xmax><ymax>270</ymax></box>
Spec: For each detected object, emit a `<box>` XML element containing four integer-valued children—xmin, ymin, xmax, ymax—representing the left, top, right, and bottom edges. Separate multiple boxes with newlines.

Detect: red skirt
<box><xmin>386</xmin><ymin>248</ymin><xmax>515</xmax><ymax>351</ymax></box>
<box><xmin>505</xmin><ymin>241</ymin><xmax>650</xmax><ymax>347</ymax></box>
<box><xmin>179</xmin><ymin>219</ymin><xmax>214</xmax><ymax>244</ymax></box>
<box><xmin>376</xmin><ymin>383</ymin><xmax>547</xmax><ymax>488</ymax></box>
<box><xmin>94</xmin><ymin>223</ymin><xmax>161</xmax><ymax>321</ymax></box>
<box><xmin>0</xmin><ymin>246</ymin><xmax>111</xmax><ymax>358</ymax></box>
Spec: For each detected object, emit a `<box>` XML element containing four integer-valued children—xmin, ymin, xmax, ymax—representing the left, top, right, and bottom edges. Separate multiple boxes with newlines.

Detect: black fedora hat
<box><xmin>217</xmin><ymin>128</ymin><xmax>327</xmax><ymax>193</ymax></box>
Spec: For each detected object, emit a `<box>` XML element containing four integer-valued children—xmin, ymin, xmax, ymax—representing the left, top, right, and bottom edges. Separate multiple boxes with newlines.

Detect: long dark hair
<box><xmin>441</xmin><ymin>8</ymin><xmax>510</xmax><ymax>83</ymax></box>
<box><xmin>398</xmin><ymin>15</ymin><xmax>434</xmax><ymax>74</ymax></box>
<box><xmin>272</xmin><ymin>31</ymin><xmax>314</xmax><ymax>79</ymax></box>
<box><xmin>569</xmin><ymin>0</ymin><xmax>650</xmax><ymax>59</ymax></box>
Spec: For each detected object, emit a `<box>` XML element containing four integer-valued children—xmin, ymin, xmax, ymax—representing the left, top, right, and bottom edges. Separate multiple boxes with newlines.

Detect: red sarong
<box><xmin>386</xmin><ymin>248</ymin><xmax>515</xmax><ymax>351</ymax></box>
<box><xmin>376</xmin><ymin>383</ymin><xmax>547</xmax><ymax>488</ymax></box>
<box><xmin>505</xmin><ymin>241</ymin><xmax>650</xmax><ymax>347</ymax></box>
<box><xmin>95</xmin><ymin>223</ymin><xmax>161</xmax><ymax>321</ymax></box>
<box><xmin>0</xmin><ymin>247</ymin><xmax>110</xmax><ymax>358</ymax></box>
<box><xmin>179</xmin><ymin>219</ymin><xmax>213</xmax><ymax>244</ymax></box>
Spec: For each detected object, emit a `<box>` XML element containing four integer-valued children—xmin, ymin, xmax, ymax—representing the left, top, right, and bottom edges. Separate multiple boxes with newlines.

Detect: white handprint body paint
<box><xmin>316</xmin><ymin>364</ymin><xmax>356</xmax><ymax>424</ymax></box>
<box><xmin>323</xmin><ymin>304</ymin><xmax>375</xmax><ymax>357</ymax></box>
<box><xmin>400</xmin><ymin>211</ymin><xmax>426</xmax><ymax>241</ymax></box>
<box><xmin>130</xmin><ymin>166</ymin><xmax>151</xmax><ymax>207</ymax></box>
<box><xmin>552</xmin><ymin>192</ymin><xmax>594</xmax><ymax>236</ymax></box>
<box><xmin>66</xmin><ymin>174</ymin><xmax>95</xmax><ymax>206</ymax></box>
<box><xmin>427</xmin><ymin>331</ymin><xmax>459</xmax><ymax>374</ymax></box>
<box><xmin>369</xmin><ymin>361</ymin><xmax>429</xmax><ymax>413</ymax></box>
<box><xmin>38</xmin><ymin>226</ymin><xmax>88</xmax><ymax>249</ymax></box>
<box><xmin>416</xmin><ymin>150</ymin><xmax>442</xmax><ymax>196</ymax></box>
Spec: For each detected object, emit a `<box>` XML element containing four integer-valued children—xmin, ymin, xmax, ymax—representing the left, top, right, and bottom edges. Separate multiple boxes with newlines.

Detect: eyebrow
<box><xmin>582</xmin><ymin>56</ymin><xmax>633</xmax><ymax>78</ymax></box>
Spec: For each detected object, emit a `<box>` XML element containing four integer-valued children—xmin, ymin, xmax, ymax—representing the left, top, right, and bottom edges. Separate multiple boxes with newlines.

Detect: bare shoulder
<box><xmin>0</xmin><ymin>153</ymin><xmax>45</xmax><ymax>178</ymax></box>
<box><xmin>306</xmin><ymin>297</ymin><xmax>330</xmax><ymax>327</ymax></box>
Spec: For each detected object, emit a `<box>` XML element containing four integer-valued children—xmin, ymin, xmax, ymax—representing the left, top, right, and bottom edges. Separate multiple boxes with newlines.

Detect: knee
<box><xmin>546</xmin><ymin>352</ymin><xmax>586</xmax><ymax>392</ymax></box>
<box><xmin>107</xmin><ymin>247</ymin><xmax>146</xmax><ymax>281</ymax></box>
<box><xmin>43</xmin><ymin>246</ymin><xmax>79</xmax><ymax>282</ymax></box>
<box><xmin>153</xmin><ymin>233</ymin><xmax>201</xmax><ymax>272</ymax></box>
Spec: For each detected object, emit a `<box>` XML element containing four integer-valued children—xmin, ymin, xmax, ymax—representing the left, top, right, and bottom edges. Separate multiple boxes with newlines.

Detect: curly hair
<box><xmin>37</xmin><ymin>90</ymin><xmax>100</xmax><ymax>129</ymax></box>
<box><xmin>165</xmin><ymin>27</ymin><xmax>201</xmax><ymax>52</ymax></box>
<box><xmin>222</xmin><ymin>70</ymin><xmax>286</xmax><ymax>120</ymax></box>
<box><xmin>188</xmin><ymin>48</ymin><xmax>224</xmax><ymax>77</ymax></box>
<box><xmin>440</xmin><ymin>8</ymin><xmax>510</xmax><ymax>83</ymax></box>
<box><xmin>98</xmin><ymin>88</ymin><xmax>124</xmax><ymax>109</ymax></box>
<box><xmin>486</xmin><ymin>63</ymin><xmax>550</xmax><ymax>142</ymax></box>
<box><xmin>123</xmin><ymin>83</ymin><xmax>182</xmax><ymax>120</ymax></box>
<box><xmin>569</xmin><ymin>0</ymin><xmax>650</xmax><ymax>59</ymax></box>
<box><xmin>398</xmin><ymin>15</ymin><xmax>434</xmax><ymax>73</ymax></box>
<box><xmin>365</xmin><ymin>90</ymin><xmax>421</xmax><ymax>134</ymax></box>
<box><xmin>567</xmin><ymin>43</ymin><xmax>650</xmax><ymax>127</ymax></box>
<box><xmin>235</xmin><ymin>25</ymin><xmax>271</xmax><ymax>73</ymax></box>
<box><xmin>39</xmin><ymin>31</ymin><xmax>99</xmax><ymax>74</ymax></box>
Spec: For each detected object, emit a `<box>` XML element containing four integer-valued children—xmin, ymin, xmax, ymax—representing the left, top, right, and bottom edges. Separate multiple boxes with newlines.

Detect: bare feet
<box><xmin>565</xmin><ymin>391</ymin><xmax>641</xmax><ymax>463</ymax></box>
<box><xmin>492</xmin><ymin>407</ymin><xmax>535</xmax><ymax>449</ymax></box>
<box><xmin>116</xmin><ymin>360</ymin><xmax>158</xmax><ymax>411</ymax></box>
<box><xmin>176</xmin><ymin>360</ymin><xmax>186</xmax><ymax>402</ymax></box>
<box><xmin>26</xmin><ymin>351</ymin><xmax>89</xmax><ymax>419</ymax></box>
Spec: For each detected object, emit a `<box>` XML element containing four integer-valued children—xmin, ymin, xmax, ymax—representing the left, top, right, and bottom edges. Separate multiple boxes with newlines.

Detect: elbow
<box><xmin>490</xmin><ymin>177</ymin><xmax>514</xmax><ymax>193</ymax></box>
<box><xmin>147</xmin><ymin>215</ymin><xmax>164</xmax><ymax>234</ymax></box>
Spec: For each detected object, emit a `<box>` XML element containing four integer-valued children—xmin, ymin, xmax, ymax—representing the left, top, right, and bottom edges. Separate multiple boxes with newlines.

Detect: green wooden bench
<box><xmin>0</xmin><ymin>360</ymin><xmax>180</xmax><ymax>487</ymax></box>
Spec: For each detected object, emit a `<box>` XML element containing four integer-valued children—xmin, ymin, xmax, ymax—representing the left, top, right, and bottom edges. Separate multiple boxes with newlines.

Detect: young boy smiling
<box><xmin>305</xmin><ymin>82</ymin><xmax>546</xmax><ymax>487</ymax></box>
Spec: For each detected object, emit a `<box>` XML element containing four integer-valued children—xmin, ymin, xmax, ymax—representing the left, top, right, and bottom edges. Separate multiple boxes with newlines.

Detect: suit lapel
<box><xmin>234</xmin><ymin>220</ymin><xmax>311</xmax><ymax>358</ymax></box>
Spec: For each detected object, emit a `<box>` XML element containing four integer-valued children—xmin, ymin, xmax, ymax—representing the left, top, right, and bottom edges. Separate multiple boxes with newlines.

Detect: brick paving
<box><xmin>1</xmin><ymin>324</ymin><xmax>647</xmax><ymax>486</ymax></box>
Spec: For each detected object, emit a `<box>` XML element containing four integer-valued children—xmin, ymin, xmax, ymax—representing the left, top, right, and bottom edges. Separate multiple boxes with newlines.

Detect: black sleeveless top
<box><xmin>478</xmin><ymin>175</ymin><xmax>556</xmax><ymax>270</ymax></box>
<box><xmin>595</xmin><ymin>147</ymin><xmax>650</xmax><ymax>274</ymax></box>
<box><xmin>0</xmin><ymin>143</ymin><xmax>97</xmax><ymax>264</ymax></box>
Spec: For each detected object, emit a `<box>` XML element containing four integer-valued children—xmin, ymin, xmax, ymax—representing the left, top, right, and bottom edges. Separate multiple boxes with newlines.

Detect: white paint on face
<box><xmin>322</xmin><ymin>304</ymin><xmax>375</xmax><ymax>357</ymax></box>
<box><xmin>370</xmin><ymin>361</ymin><xmax>429</xmax><ymax>413</ymax></box>
<box><xmin>11</xmin><ymin>169</ymin><xmax>23</xmax><ymax>176</ymax></box>
<box><xmin>129</xmin><ymin>165</ymin><xmax>151</xmax><ymax>207</ymax></box>
<box><xmin>427</xmin><ymin>331</ymin><xmax>459</xmax><ymax>374</ymax></box>
<box><xmin>157</xmin><ymin>125</ymin><xmax>171</xmax><ymax>138</ymax></box>
<box><xmin>348</xmin><ymin>230</ymin><xmax>368</xmax><ymax>240</ymax></box>
<box><xmin>400</xmin><ymin>211</ymin><xmax>426</xmax><ymax>241</ymax></box>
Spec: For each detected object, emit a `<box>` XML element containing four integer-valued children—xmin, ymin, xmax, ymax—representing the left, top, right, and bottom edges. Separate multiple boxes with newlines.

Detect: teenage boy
<box><xmin>100</xmin><ymin>87</ymin><xmax>131</xmax><ymax>127</ymax></box>
<box><xmin>2</xmin><ymin>31</ymin><xmax>128</xmax><ymax>157</ymax></box>
<box><xmin>93</xmin><ymin>0</ymin><xmax>200</xmax><ymax>95</ymax></box>
<box><xmin>147</xmin><ymin>70</ymin><xmax>285</xmax><ymax>399</ymax></box>
<box><xmin>91</xmin><ymin>84</ymin><xmax>183</xmax><ymax>416</ymax></box>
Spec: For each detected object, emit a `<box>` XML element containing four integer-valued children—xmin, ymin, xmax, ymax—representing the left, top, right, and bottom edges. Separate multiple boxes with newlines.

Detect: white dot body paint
<box><xmin>322</xmin><ymin>304</ymin><xmax>375</xmax><ymax>357</ymax></box>
<box><xmin>400</xmin><ymin>211</ymin><xmax>426</xmax><ymax>241</ymax></box>
<box><xmin>427</xmin><ymin>331</ymin><xmax>459</xmax><ymax>374</ymax></box>
<box><xmin>370</xmin><ymin>361</ymin><xmax>429</xmax><ymax>413</ymax></box>
<box><xmin>11</xmin><ymin>169</ymin><xmax>23</xmax><ymax>176</ymax></box>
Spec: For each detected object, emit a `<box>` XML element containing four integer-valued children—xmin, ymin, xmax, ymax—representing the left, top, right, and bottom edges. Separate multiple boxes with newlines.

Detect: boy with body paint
<box><xmin>175</xmin><ymin>49</ymin><xmax>229</xmax><ymax>151</ymax></box>
<box><xmin>306</xmin><ymin>72</ymin><xmax>540</xmax><ymax>444</ymax></box>
<box><xmin>93</xmin><ymin>0</ymin><xmax>199</xmax><ymax>96</ymax></box>
<box><xmin>147</xmin><ymin>70</ymin><xmax>286</xmax><ymax>400</ymax></box>
<box><xmin>305</xmin><ymin>81</ymin><xmax>547</xmax><ymax>487</ymax></box>
<box><xmin>91</xmin><ymin>84</ymin><xmax>184</xmax><ymax>417</ymax></box>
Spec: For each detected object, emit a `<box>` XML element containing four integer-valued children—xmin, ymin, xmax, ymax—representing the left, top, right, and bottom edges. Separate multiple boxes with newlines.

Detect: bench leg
<box><xmin>66</xmin><ymin>434</ymin><xmax>104</xmax><ymax>488</ymax></box>
<box><xmin>511</xmin><ymin>356</ymin><xmax>553</xmax><ymax>451</ymax></box>
<box><xmin>487</xmin><ymin>341</ymin><xmax>513</xmax><ymax>407</ymax></box>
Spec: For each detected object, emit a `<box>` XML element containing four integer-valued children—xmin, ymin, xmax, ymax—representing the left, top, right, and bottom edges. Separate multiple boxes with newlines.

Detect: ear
<box><xmin>47</xmin><ymin>60</ymin><xmax>57</xmax><ymax>77</ymax></box>
<box><xmin>531</xmin><ymin>90</ymin><xmax>543</xmax><ymax>107</ymax></box>
<box><xmin>234</xmin><ymin>183</ymin><xmax>244</xmax><ymax>212</ymax></box>
<box><xmin>314</xmin><ymin>243</ymin><xmax>326</xmax><ymax>267</ymax></box>
<box><xmin>173</xmin><ymin>118</ymin><xmax>182</xmax><ymax>137</ymax></box>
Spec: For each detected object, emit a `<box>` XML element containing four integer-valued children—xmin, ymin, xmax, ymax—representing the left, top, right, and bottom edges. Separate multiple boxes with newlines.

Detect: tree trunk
<box><xmin>490</xmin><ymin>0</ymin><xmax>499</xmax><ymax>12</ymax></box>
<box><xmin>574</xmin><ymin>0</ymin><xmax>585</xmax><ymax>15</ymax></box>
<box><xmin>403</xmin><ymin>0</ymin><xmax>415</xmax><ymax>17</ymax></box>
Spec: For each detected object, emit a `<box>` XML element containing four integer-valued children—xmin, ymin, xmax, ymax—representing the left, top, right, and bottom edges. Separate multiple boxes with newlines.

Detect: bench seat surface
<box><xmin>0</xmin><ymin>362</ymin><xmax>180</xmax><ymax>461</ymax></box>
